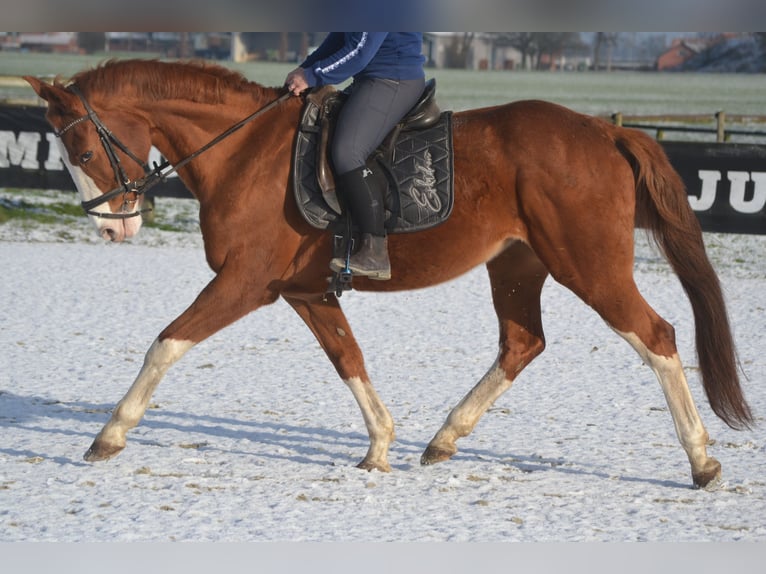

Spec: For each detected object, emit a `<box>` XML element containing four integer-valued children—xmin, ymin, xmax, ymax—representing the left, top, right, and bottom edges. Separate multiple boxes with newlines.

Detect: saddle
<box><xmin>292</xmin><ymin>79</ymin><xmax>454</xmax><ymax>235</ymax></box>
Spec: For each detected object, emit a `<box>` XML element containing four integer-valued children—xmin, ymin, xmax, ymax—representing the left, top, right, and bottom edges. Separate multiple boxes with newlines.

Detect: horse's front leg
<box><xmin>84</xmin><ymin>337</ymin><xmax>193</xmax><ymax>461</ymax></box>
<box><xmin>283</xmin><ymin>294</ymin><xmax>395</xmax><ymax>472</ymax></box>
<box><xmin>85</xmin><ymin>267</ymin><xmax>277</xmax><ymax>462</ymax></box>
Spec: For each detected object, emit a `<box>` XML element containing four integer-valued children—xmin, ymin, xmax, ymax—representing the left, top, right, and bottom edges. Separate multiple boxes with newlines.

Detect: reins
<box><xmin>60</xmin><ymin>86</ymin><xmax>291</xmax><ymax>219</ymax></box>
<box><xmin>146</xmin><ymin>91</ymin><xmax>291</xmax><ymax>183</ymax></box>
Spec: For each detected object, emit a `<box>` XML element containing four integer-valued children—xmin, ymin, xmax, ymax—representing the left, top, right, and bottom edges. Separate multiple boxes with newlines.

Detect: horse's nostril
<box><xmin>101</xmin><ymin>227</ymin><xmax>117</xmax><ymax>241</ymax></box>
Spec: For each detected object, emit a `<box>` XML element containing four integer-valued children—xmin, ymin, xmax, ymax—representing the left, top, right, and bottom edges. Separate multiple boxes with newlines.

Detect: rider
<box><xmin>285</xmin><ymin>32</ymin><xmax>426</xmax><ymax>280</ymax></box>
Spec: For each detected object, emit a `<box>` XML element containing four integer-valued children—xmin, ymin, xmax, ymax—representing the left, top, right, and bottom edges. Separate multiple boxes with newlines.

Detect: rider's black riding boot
<box><xmin>329</xmin><ymin>166</ymin><xmax>391</xmax><ymax>280</ymax></box>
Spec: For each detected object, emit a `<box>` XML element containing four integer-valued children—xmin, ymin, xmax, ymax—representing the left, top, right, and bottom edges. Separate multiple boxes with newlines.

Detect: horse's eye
<box><xmin>80</xmin><ymin>151</ymin><xmax>94</xmax><ymax>164</ymax></box>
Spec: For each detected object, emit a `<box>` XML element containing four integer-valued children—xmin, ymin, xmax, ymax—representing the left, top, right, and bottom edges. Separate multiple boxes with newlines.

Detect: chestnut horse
<box><xmin>25</xmin><ymin>60</ymin><xmax>752</xmax><ymax>489</ymax></box>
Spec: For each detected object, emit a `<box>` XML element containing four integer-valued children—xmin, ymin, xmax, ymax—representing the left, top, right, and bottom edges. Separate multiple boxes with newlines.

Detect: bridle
<box><xmin>56</xmin><ymin>84</ymin><xmax>291</xmax><ymax>220</ymax></box>
<box><xmin>57</xmin><ymin>85</ymin><xmax>153</xmax><ymax>219</ymax></box>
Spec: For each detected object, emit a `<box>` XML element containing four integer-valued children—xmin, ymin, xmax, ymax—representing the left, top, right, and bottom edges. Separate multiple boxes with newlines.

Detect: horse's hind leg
<box><xmin>538</xmin><ymin>238</ymin><xmax>720</xmax><ymax>488</ymax></box>
<box><xmin>283</xmin><ymin>294</ymin><xmax>395</xmax><ymax>472</ymax></box>
<box><xmin>613</xmin><ymin>325</ymin><xmax>720</xmax><ymax>488</ymax></box>
<box><xmin>422</xmin><ymin>242</ymin><xmax>548</xmax><ymax>465</ymax></box>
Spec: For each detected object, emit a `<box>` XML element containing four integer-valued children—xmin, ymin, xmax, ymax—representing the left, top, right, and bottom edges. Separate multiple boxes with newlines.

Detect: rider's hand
<box><xmin>284</xmin><ymin>68</ymin><xmax>309</xmax><ymax>96</ymax></box>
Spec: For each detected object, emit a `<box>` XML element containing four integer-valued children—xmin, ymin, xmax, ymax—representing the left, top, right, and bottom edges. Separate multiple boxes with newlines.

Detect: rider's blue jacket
<box><xmin>300</xmin><ymin>32</ymin><xmax>425</xmax><ymax>87</ymax></box>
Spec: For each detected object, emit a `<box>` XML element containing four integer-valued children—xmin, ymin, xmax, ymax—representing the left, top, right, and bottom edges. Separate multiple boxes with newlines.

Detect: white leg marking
<box><xmin>344</xmin><ymin>376</ymin><xmax>395</xmax><ymax>470</ymax></box>
<box><xmin>96</xmin><ymin>338</ymin><xmax>194</xmax><ymax>447</ymax></box>
<box><xmin>429</xmin><ymin>358</ymin><xmax>514</xmax><ymax>452</ymax></box>
<box><xmin>615</xmin><ymin>330</ymin><xmax>712</xmax><ymax>471</ymax></box>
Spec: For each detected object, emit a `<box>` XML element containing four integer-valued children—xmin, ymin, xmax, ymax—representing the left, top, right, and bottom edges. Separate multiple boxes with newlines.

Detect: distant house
<box><xmin>423</xmin><ymin>33</ymin><xmax>521</xmax><ymax>70</ymax></box>
<box><xmin>232</xmin><ymin>33</ymin><xmax>322</xmax><ymax>63</ymax></box>
<box><xmin>656</xmin><ymin>38</ymin><xmax>710</xmax><ymax>70</ymax></box>
<box><xmin>14</xmin><ymin>32</ymin><xmax>79</xmax><ymax>53</ymax></box>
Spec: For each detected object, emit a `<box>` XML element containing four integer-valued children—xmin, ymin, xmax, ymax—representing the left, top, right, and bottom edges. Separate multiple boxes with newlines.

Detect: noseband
<box><xmin>57</xmin><ymin>84</ymin><xmax>291</xmax><ymax>220</ymax></box>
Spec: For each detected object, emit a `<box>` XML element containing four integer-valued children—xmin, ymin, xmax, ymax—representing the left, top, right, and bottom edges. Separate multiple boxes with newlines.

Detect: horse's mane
<box><xmin>68</xmin><ymin>59</ymin><xmax>271</xmax><ymax>104</ymax></box>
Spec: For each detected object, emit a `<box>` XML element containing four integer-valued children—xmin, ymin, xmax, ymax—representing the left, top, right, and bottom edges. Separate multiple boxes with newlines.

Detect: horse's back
<box><xmin>453</xmin><ymin>99</ymin><xmax>620</xmax><ymax>155</ymax></box>
<box><xmin>451</xmin><ymin>98</ymin><xmax>635</xmax><ymax>209</ymax></box>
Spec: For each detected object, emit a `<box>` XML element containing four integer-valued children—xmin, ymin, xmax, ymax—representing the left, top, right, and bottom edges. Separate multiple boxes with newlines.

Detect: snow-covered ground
<box><xmin>1</xmin><ymin>191</ymin><xmax>765</xmax><ymax>543</ymax></box>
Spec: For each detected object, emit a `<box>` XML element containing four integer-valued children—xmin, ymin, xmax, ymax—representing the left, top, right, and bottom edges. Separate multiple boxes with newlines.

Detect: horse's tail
<box><xmin>617</xmin><ymin>128</ymin><xmax>753</xmax><ymax>430</ymax></box>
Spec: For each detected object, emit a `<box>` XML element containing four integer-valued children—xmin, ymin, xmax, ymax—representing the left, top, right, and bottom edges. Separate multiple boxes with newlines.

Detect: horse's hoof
<box><xmin>420</xmin><ymin>445</ymin><xmax>456</xmax><ymax>466</ymax></box>
<box><xmin>692</xmin><ymin>457</ymin><xmax>722</xmax><ymax>490</ymax></box>
<box><xmin>83</xmin><ymin>441</ymin><xmax>125</xmax><ymax>462</ymax></box>
<box><xmin>356</xmin><ymin>459</ymin><xmax>392</xmax><ymax>473</ymax></box>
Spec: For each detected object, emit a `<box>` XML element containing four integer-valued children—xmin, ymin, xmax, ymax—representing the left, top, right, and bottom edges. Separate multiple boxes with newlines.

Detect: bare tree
<box><xmin>593</xmin><ymin>32</ymin><xmax>619</xmax><ymax>71</ymax></box>
<box><xmin>278</xmin><ymin>32</ymin><xmax>288</xmax><ymax>62</ymax></box>
<box><xmin>488</xmin><ymin>33</ymin><xmax>537</xmax><ymax>70</ymax></box>
<box><xmin>533</xmin><ymin>32</ymin><xmax>583</xmax><ymax>70</ymax></box>
<box><xmin>444</xmin><ymin>33</ymin><xmax>476</xmax><ymax>69</ymax></box>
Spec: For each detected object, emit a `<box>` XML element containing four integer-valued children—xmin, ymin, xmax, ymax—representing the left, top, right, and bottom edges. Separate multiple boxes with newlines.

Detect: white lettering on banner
<box><xmin>0</xmin><ymin>130</ymin><xmax>176</xmax><ymax>178</ymax></box>
<box><xmin>148</xmin><ymin>146</ymin><xmax>164</xmax><ymax>170</ymax></box>
<box><xmin>729</xmin><ymin>171</ymin><xmax>766</xmax><ymax>214</ymax></box>
<box><xmin>44</xmin><ymin>132</ymin><xmax>64</xmax><ymax>170</ymax></box>
<box><xmin>0</xmin><ymin>130</ymin><xmax>41</xmax><ymax>169</ymax></box>
<box><xmin>691</xmin><ymin>170</ymin><xmax>766</xmax><ymax>215</ymax></box>
<box><xmin>690</xmin><ymin>170</ymin><xmax>720</xmax><ymax>211</ymax></box>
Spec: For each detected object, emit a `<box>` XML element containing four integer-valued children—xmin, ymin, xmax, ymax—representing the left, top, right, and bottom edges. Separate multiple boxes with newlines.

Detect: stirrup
<box><xmin>326</xmin><ymin>219</ymin><xmax>355</xmax><ymax>297</ymax></box>
<box><xmin>327</xmin><ymin>267</ymin><xmax>353</xmax><ymax>297</ymax></box>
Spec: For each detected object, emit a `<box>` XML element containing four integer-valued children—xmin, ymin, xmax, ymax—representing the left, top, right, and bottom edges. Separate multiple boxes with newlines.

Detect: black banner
<box><xmin>0</xmin><ymin>103</ymin><xmax>190</xmax><ymax>198</ymax></box>
<box><xmin>2</xmin><ymin>104</ymin><xmax>765</xmax><ymax>234</ymax></box>
<box><xmin>662</xmin><ymin>142</ymin><xmax>766</xmax><ymax>235</ymax></box>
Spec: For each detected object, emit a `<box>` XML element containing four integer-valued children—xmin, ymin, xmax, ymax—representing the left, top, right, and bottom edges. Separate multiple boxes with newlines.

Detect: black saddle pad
<box><xmin>293</xmin><ymin>97</ymin><xmax>454</xmax><ymax>234</ymax></box>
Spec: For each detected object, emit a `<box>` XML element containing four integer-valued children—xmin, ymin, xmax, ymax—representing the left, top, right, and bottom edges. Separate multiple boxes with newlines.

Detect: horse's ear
<box><xmin>23</xmin><ymin>76</ymin><xmax>76</xmax><ymax>108</ymax></box>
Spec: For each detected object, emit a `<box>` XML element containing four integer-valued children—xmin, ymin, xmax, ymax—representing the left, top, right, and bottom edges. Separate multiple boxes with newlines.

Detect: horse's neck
<box><xmin>141</xmin><ymin>88</ymin><xmax>295</xmax><ymax>201</ymax></box>
<box><xmin>145</xmin><ymin>90</ymin><xmax>280</xmax><ymax>174</ymax></box>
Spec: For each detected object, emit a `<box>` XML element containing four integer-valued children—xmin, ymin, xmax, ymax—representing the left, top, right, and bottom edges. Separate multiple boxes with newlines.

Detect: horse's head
<box><xmin>24</xmin><ymin>76</ymin><xmax>152</xmax><ymax>242</ymax></box>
